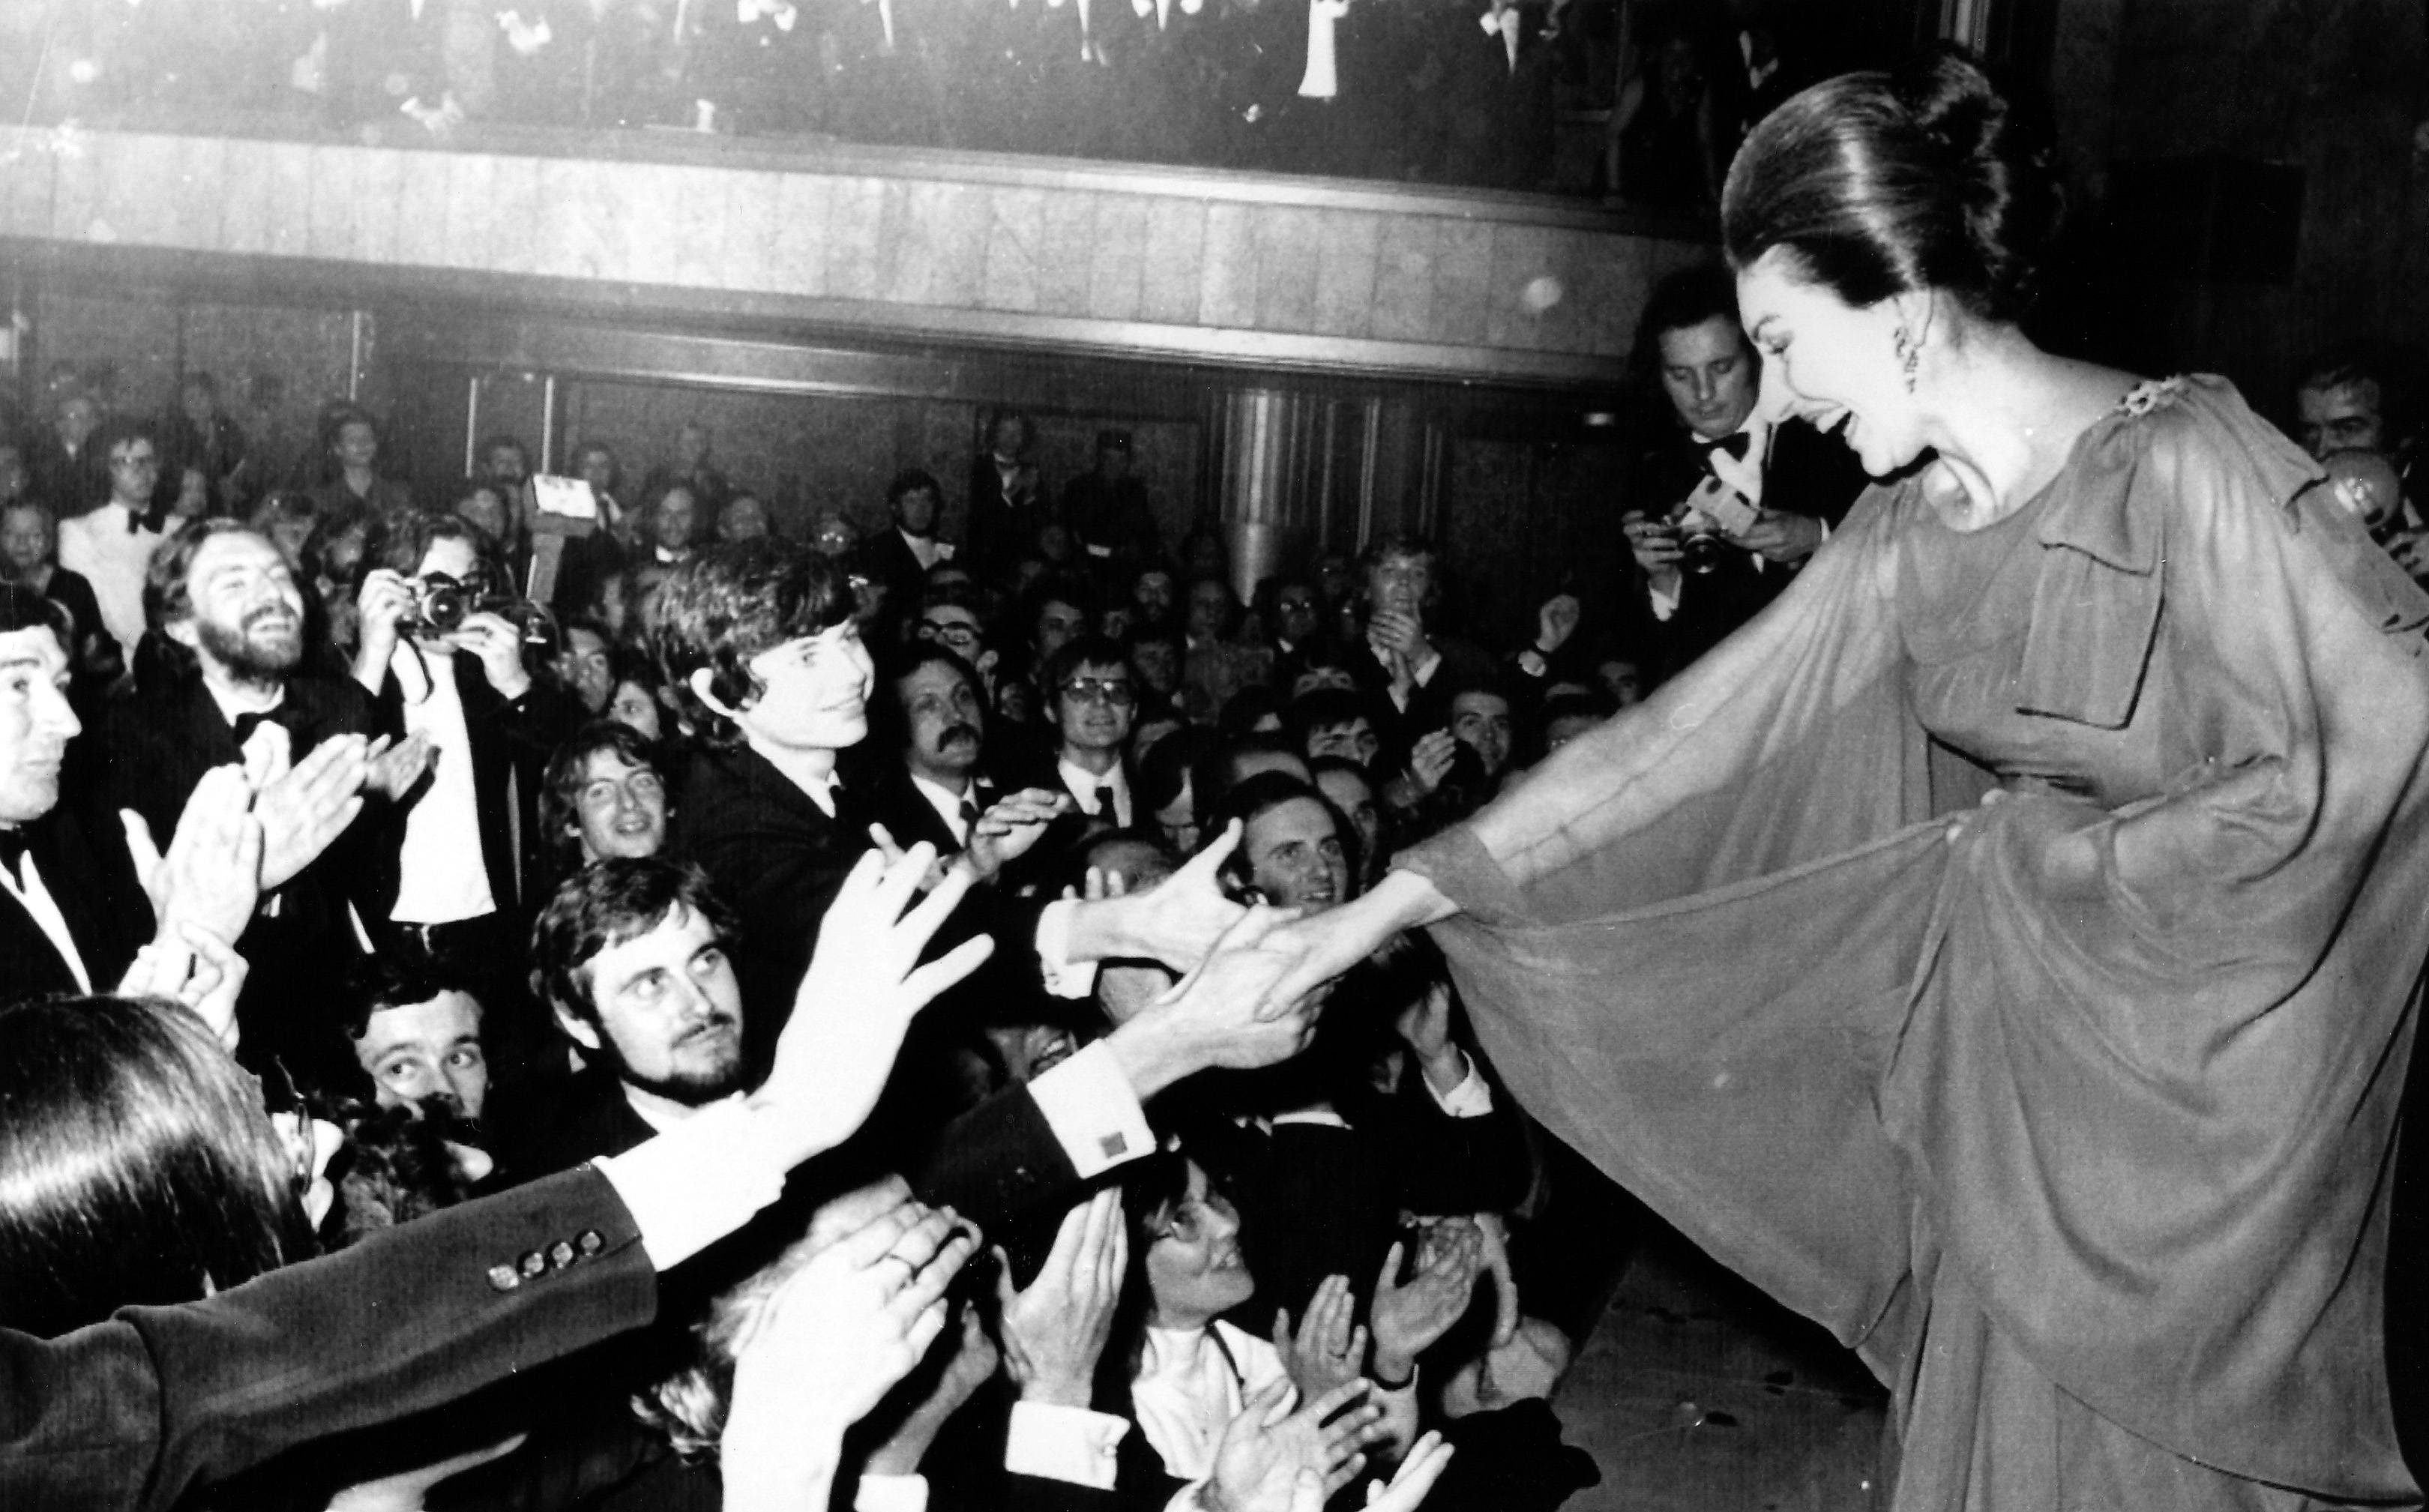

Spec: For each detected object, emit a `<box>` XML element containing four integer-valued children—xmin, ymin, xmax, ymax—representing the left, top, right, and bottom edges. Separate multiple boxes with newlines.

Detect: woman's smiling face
<box><xmin>1736</xmin><ymin>250</ymin><xmax>1919</xmax><ymax>478</ymax></box>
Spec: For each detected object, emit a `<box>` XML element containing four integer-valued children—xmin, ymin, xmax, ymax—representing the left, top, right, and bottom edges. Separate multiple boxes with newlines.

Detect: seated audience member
<box><xmin>164</xmin><ymin>373</ymin><xmax>249</xmax><ymax>517</ymax></box>
<box><xmin>1130</xmin><ymin>620</ymin><xmax>1186</xmax><ymax>719</ymax></box>
<box><xmin>1</xmin><ymin>496</ymin><xmax>123</xmax><ymax>704</ymax></box>
<box><xmin>717</xmin><ymin>491</ymin><xmax>771</xmax><ymax>543</ymax></box>
<box><xmin>1061</xmin><ymin>428</ymin><xmax>1161</xmax><ymax>583</ymax></box>
<box><xmin>1616</xmin><ymin>262</ymin><xmax>1867</xmax><ymax>678</ymax></box>
<box><xmin>541</xmin><ymin>722</ymin><xmax>672</xmax><ymax>883</ymax></box>
<box><xmin>1529</xmin><ymin>692</ymin><xmax>1613</xmax><ymax>763</ymax></box>
<box><xmin>652</xmin><ymin>539</ymin><xmax>876</xmax><ymax>1063</ymax></box>
<box><xmin>453</xmin><ymin>477</ymin><xmax>517</xmax><ymax>564</ymax></box>
<box><xmin>645</xmin><ymin>483</ymin><xmax>703</xmax><ymax>566</ymax></box>
<box><xmin>1024</xmin><ymin>581</ymin><xmax>1095</xmax><ymax>686</ymax></box>
<box><xmin>104</xmin><ymin>520</ymin><xmax>404</xmax><ymax>1073</ymax></box>
<box><xmin>1291</xmin><ymin>686</ymin><xmax>1385</xmax><ymax>771</ymax></box>
<box><xmin>252</xmin><ymin>489</ymin><xmax>325</xmax><ymax>569</ymax></box>
<box><xmin>1141</xmin><ymin>724</ymin><xmax>1217</xmax><ymax>857</ymax></box>
<box><xmin>1445</xmin><ymin>682</ymin><xmax>1516</xmax><ymax>789</ymax></box>
<box><xmin>872</xmin><ymin>468</ymin><xmax>956</xmax><ymax>598</ymax></box>
<box><xmin>605</xmin><ymin>649</ymin><xmax>672</xmax><ymax>746</ymax></box>
<box><xmin>1013</xmin><ymin>633</ymin><xmax>1142</xmax><ymax>834</ymax></box>
<box><xmin>307</xmin><ymin>407</ymin><xmax>415</xmax><ymax>528</ymax></box>
<box><xmin>1264</xmin><ymin>572</ymin><xmax>1337</xmax><ymax>687</ymax></box>
<box><xmin>1311</xmin><ymin>755</ymin><xmax>1388</xmax><ymax>891</ymax></box>
<box><xmin>341</xmin><ymin>957</ymin><xmax>491</xmax><ymax>1122</ymax></box>
<box><xmin>2293</xmin><ymin>346</ymin><xmax>2413</xmax><ymax>466</ymax></box>
<box><xmin>915</xmin><ymin>591</ymin><xmax>996</xmax><ymax>690</ymax></box>
<box><xmin>57</xmin><ymin>419</ymin><xmax>167</xmax><ymax>673</ymax></box>
<box><xmin>558</xmin><ymin>615</ymin><xmax>618</xmax><ymax>717</ymax></box>
<box><xmin>1190</xmin><ymin>731</ymin><xmax>1313</xmax><ymax>833</ymax></box>
<box><xmin>1349</xmin><ymin>536</ymin><xmax>1496</xmax><ymax>740</ymax></box>
<box><xmin>1130</xmin><ymin>563</ymin><xmax>1180</xmax><ymax>635</ymax></box>
<box><xmin>27</xmin><ymin>390</ymin><xmax>106</xmax><ymax>519</ymax></box>
<box><xmin>0</xmin><ymin>840</ymin><xmax>1011</xmax><ymax>1512</ymax></box>
<box><xmin>352</xmin><ymin>512</ymin><xmax>584</xmax><ymax>1068</ymax></box>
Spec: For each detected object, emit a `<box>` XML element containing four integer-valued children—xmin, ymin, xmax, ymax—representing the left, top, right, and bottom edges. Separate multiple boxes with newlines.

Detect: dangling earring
<box><xmin>1894</xmin><ymin>328</ymin><xmax>1918</xmax><ymax>394</ymax></box>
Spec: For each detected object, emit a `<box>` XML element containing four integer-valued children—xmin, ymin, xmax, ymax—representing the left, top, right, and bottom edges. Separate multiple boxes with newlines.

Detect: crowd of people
<box><xmin>12</xmin><ymin>41</ymin><xmax>2429</xmax><ymax>1512</ymax></box>
<box><xmin>8</xmin><ymin>0</ymin><xmax>1837</xmax><ymax>197</ymax></box>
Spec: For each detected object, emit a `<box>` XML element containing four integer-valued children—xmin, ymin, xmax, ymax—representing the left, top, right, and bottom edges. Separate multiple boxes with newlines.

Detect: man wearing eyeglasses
<box><xmin>1025</xmin><ymin>633</ymin><xmax>1140</xmax><ymax>831</ymax></box>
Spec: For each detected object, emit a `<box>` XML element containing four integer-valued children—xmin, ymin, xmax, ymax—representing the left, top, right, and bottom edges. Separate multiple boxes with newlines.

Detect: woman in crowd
<box><xmin>1266</xmin><ymin>52</ymin><xmax>2429</xmax><ymax>1510</ymax></box>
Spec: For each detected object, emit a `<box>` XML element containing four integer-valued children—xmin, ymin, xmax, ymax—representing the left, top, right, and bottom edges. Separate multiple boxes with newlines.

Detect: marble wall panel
<box><xmin>1482</xmin><ymin>221</ymin><xmax>1552</xmax><ymax>349</ymax></box>
<box><xmin>259</xmin><ymin>140</ymin><xmax>313</xmax><ymax>261</ymax></box>
<box><xmin>981</xmin><ymin>186</ymin><xmax>1047</xmax><ymax>312</ymax></box>
<box><xmin>1310</xmin><ymin>208</ymin><xmax>1382</xmax><ymax>339</ymax></box>
<box><xmin>824</xmin><ymin>176</ymin><xmax>887</xmax><ymax>301</ymax></box>
<box><xmin>1035</xmin><ymin>187</ymin><xmax>1097</xmax><ymax>316</ymax></box>
<box><xmin>1369</xmin><ymin>216</ymin><xmax>1436</xmax><ymax>340</ymax></box>
<box><xmin>1428</xmin><ymin>217</ymin><xmax>1494</xmax><ymax>347</ymax></box>
<box><xmin>92</xmin><ymin>133</ymin><xmax>181</xmax><ymax>250</ymax></box>
<box><xmin>768</xmin><ymin>171</ymin><xmax>836</xmax><ymax>297</ymax></box>
<box><xmin>1137</xmin><ymin>196</ymin><xmax>1206</xmax><ymax>325</ymax></box>
<box><xmin>391</xmin><ymin>150</ymin><xmax>454</xmax><ymax>268</ymax></box>
<box><xmin>1085</xmin><ymin>193</ymin><xmax>1149</xmax><ymax>323</ymax></box>
<box><xmin>1198</xmin><ymin>201</ymin><xmax>1255</xmax><ymax>328</ymax></box>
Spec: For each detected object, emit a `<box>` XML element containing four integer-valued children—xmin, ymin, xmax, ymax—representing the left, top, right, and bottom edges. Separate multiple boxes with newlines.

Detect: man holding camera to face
<box><xmin>353</xmin><ymin>511</ymin><xmax>583</xmax><ymax>1078</ymax></box>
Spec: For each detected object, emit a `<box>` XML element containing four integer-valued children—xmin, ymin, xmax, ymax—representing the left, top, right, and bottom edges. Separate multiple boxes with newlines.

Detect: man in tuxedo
<box><xmin>658</xmin><ymin>539</ymin><xmax>876</xmax><ymax>1072</ymax></box>
<box><xmin>99</xmin><ymin>521</ymin><xmax>402</xmax><ymax>1073</ymax></box>
<box><xmin>1617</xmin><ymin>262</ymin><xmax>1868</xmax><ymax>678</ymax></box>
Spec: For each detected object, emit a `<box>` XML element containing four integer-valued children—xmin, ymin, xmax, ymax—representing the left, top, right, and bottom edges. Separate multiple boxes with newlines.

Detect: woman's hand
<box><xmin>1274</xmin><ymin>1274</ymin><xmax>1367</xmax><ymax>1405</ymax></box>
<box><xmin>996</xmin><ymin>1187</ymin><xmax>1128</xmax><ymax>1408</ymax></box>
<box><xmin>1206</xmin><ymin>1378</ymin><xmax>1387</xmax><ymax>1512</ymax></box>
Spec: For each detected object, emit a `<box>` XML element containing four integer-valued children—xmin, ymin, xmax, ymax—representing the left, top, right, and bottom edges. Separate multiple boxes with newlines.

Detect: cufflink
<box><xmin>577</xmin><ymin>1229</ymin><xmax>605</xmax><ymax>1256</ymax></box>
<box><xmin>1099</xmin><ymin>1133</ymin><xmax>1128</xmax><ymax>1160</ymax></box>
<box><xmin>549</xmin><ymin>1240</ymin><xmax>577</xmax><ymax>1269</ymax></box>
<box><xmin>487</xmin><ymin>1264</ymin><xmax>522</xmax><ymax>1292</ymax></box>
<box><xmin>519</xmin><ymin>1250</ymin><xmax>548</xmax><ymax>1279</ymax></box>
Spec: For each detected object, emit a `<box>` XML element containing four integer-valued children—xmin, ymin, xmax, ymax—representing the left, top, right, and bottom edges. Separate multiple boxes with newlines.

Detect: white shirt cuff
<box><xmin>592</xmin><ymin>1100</ymin><xmax>789</xmax><ymax>1271</ymax></box>
<box><xmin>1424</xmin><ymin>1053</ymin><xmax>1493</xmax><ymax>1118</ymax></box>
<box><xmin>1035</xmin><ymin>897</ymin><xmax>1101</xmax><ymax>1000</ymax></box>
<box><xmin>1646</xmin><ymin>580</ymin><xmax>1681</xmax><ymax>621</ymax></box>
<box><xmin>1026</xmin><ymin>1039</ymin><xmax>1155</xmax><ymax>1179</ymax></box>
<box><xmin>1006</xmin><ymin>1401</ymin><xmax>1129</xmax><ymax>1489</ymax></box>
<box><xmin>855</xmin><ymin>1475</ymin><xmax>928</xmax><ymax>1512</ymax></box>
<box><xmin>1409</xmin><ymin>648</ymin><xmax>1443</xmax><ymax>687</ymax></box>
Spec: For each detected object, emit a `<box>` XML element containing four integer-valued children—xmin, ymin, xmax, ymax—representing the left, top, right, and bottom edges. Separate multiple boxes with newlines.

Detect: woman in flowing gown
<box><xmin>1267</xmin><ymin>52</ymin><xmax>2429</xmax><ymax>1511</ymax></box>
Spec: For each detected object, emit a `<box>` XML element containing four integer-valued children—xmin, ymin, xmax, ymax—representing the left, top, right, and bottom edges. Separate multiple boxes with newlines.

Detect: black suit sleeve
<box><xmin>0</xmin><ymin>1166</ymin><xmax>657</xmax><ymax>1512</ymax></box>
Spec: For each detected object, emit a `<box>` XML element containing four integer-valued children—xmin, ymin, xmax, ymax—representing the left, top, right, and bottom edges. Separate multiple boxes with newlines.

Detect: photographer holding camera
<box><xmin>353</xmin><ymin>511</ymin><xmax>583</xmax><ymax>1082</ymax></box>
<box><xmin>1617</xmin><ymin>264</ymin><xmax>1867</xmax><ymax>681</ymax></box>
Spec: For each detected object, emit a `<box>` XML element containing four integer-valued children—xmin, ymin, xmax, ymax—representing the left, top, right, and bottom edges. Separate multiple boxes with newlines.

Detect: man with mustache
<box><xmin>95</xmin><ymin>520</ymin><xmax>419</xmax><ymax>1075</ymax></box>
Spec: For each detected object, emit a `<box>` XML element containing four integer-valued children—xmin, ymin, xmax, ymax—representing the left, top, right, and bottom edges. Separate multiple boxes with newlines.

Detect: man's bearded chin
<box><xmin>197</xmin><ymin>612</ymin><xmax>304</xmax><ymax>683</ymax></box>
<box><xmin>599</xmin><ymin>1030</ymin><xmax>747</xmax><ymax>1107</ymax></box>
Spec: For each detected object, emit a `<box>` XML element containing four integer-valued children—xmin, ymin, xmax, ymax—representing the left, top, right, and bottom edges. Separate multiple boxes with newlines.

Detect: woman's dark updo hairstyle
<box><xmin>1721</xmin><ymin>49</ymin><xmax>2062</xmax><ymax>323</ymax></box>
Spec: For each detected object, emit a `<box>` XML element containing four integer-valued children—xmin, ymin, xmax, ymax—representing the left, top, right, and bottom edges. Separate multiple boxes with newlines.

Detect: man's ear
<box><xmin>554</xmin><ymin>1003</ymin><xmax>604</xmax><ymax>1054</ymax></box>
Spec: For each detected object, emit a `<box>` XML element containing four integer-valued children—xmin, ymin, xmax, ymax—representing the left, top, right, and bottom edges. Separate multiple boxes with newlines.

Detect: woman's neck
<box><xmin>1918</xmin><ymin>331</ymin><xmax>2129</xmax><ymax>531</ymax></box>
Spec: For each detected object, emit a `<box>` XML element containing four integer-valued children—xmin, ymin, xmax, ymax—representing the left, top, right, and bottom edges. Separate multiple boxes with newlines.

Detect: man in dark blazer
<box><xmin>0</xmin><ymin>846</ymin><xmax>1004</xmax><ymax>1512</ymax></box>
<box><xmin>964</xmin><ymin>413</ymin><xmax>1054</xmax><ymax>584</ymax></box>
<box><xmin>1617</xmin><ymin>263</ymin><xmax>1869</xmax><ymax>680</ymax></box>
<box><xmin>855</xmin><ymin>641</ymin><xmax>1007</xmax><ymax>861</ymax></box>
<box><xmin>94</xmin><ymin>521</ymin><xmax>395</xmax><ymax>1076</ymax></box>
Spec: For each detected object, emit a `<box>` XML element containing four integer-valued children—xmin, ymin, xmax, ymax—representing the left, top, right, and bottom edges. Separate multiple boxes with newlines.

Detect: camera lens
<box><xmin>423</xmin><ymin>583</ymin><xmax>468</xmax><ymax>633</ymax></box>
<box><xmin>1681</xmin><ymin>531</ymin><xmax>1730</xmax><ymax>575</ymax></box>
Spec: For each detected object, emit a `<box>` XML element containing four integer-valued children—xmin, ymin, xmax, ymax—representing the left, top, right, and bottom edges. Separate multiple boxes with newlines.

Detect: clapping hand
<box><xmin>1370</xmin><ymin>1221</ymin><xmax>1485</xmax><ymax>1383</ymax></box>
<box><xmin>753</xmin><ymin>843</ymin><xmax>994</xmax><ymax>1166</ymax></box>
<box><xmin>118</xmin><ymin>922</ymin><xmax>248</xmax><ymax>1049</ymax></box>
<box><xmin>996</xmin><ymin>1187</ymin><xmax>1128</xmax><ymax>1407</ymax></box>
<box><xmin>1274</xmin><ymin>1274</ymin><xmax>1368</xmax><ymax>1405</ymax></box>
<box><xmin>123</xmin><ymin>765</ymin><xmax>261</xmax><ymax>945</ymax></box>
<box><xmin>1289</xmin><ymin>1430</ymin><xmax>1457</xmax><ymax>1512</ymax></box>
<box><xmin>246</xmin><ymin>728</ymin><xmax>373</xmax><ymax>889</ymax></box>
<box><xmin>1209</xmin><ymin>1378</ymin><xmax>1388</xmax><ymax>1512</ymax></box>
<box><xmin>720</xmin><ymin>1191</ymin><xmax>979</xmax><ymax>1512</ymax></box>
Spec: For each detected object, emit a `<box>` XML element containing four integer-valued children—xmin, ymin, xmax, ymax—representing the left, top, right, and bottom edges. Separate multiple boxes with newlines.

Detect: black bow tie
<box><xmin>229</xmin><ymin>710</ymin><xmax>286</xmax><ymax>749</ymax></box>
<box><xmin>0</xmin><ymin>828</ymin><xmax>28</xmax><ymax>888</ymax></box>
<box><xmin>1700</xmin><ymin>432</ymin><xmax>1753</xmax><ymax>463</ymax></box>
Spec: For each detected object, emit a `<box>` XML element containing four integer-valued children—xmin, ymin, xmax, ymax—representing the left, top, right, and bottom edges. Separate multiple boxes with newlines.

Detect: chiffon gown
<box><xmin>1398</xmin><ymin>378</ymin><xmax>2429</xmax><ymax>1510</ymax></box>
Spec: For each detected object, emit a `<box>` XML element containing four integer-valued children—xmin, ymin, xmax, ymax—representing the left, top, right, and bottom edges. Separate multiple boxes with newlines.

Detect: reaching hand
<box><xmin>753</xmin><ymin>843</ymin><xmax>994</xmax><ymax>1166</ymax></box>
<box><xmin>1274</xmin><ymin>1274</ymin><xmax>1367</xmax><ymax>1405</ymax></box>
<box><xmin>1472</xmin><ymin>1211</ymin><xmax>1520</xmax><ymax>1348</ymax></box>
<box><xmin>1370</xmin><ymin>1222</ymin><xmax>1484</xmax><ymax>1380</ymax></box>
<box><xmin>1393</xmin><ymin>980</ymin><xmax>1462</xmax><ymax>1082</ymax></box>
<box><xmin>963</xmin><ymin>787</ymin><xmax>1072</xmax><ymax>880</ymax></box>
<box><xmin>1125</xmin><ymin>818</ymin><xmax>1250</xmax><ymax>971</ymax></box>
<box><xmin>124</xmin><ymin>765</ymin><xmax>262</xmax><ymax>945</ymax></box>
<box><xmin>1208</xmin><ymin>1378</ymin><xmax>1387</xmax><ymax>1512</ymax></box>
<box><xmin>1107</xmin><ymin>903</ymin><xmax>1313</xmax><ymax>1096</ymax></box>
<box><xmin>252</xmin><ymin>732</ymin><xmax>371</xmax><ymax>889</ymax></box>
<box><xmin>1731</xmin><ymin>509</ymin><xmax>1823</xmax><ymax>565</ymax></box>
<box><xmin>995</xmin><ymin>1187</ymin><xmax>1128</xmax><ymax>1408</ymax></box>
<box><xmin>863</xmin><ymin>1304</ymin><xmax>1001</xmax><ymax>1475</ymax></box>
<box><xmin>720</xmin><ymin>1196</ymin><xmax>978</xmax><ymax>1512</ymax></box>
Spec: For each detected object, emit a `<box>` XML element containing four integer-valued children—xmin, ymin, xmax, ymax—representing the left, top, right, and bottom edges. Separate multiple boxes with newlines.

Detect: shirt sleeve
<box><xmin>1026</xmin><ymin>1040</ymin><xmax>1156</xmax><ymax>1180</ymax></box>
<box><xmin>1423</xmin><ymin>1052</ymin><xmax>1493</xmax><ymax>1118</ymax></box>
<box><xmin>1034</xmin><ymin>898</ymin><xmax>1100</xmax><ymax>1001</ymax></box>
<box><xmin>593</xmin><ymin>1100</ymin><xmax>789</xmax><ymax>1271</ymax></box>
<box><xmin>855</xmin><ymin>1475</ymin><xmax>929</xmax><ymax>1512</ymax></box>
<box><xmin>1005</xmin><ymin>1402</ymin><xmax>1130</xmax><ymax>1489</ymax></box>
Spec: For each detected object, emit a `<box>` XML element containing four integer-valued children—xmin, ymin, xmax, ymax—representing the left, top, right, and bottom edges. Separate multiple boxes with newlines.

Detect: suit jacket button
<box><xmin>550</xmin><ymin>1240</ymin><xmax>577</xmax><ymax>1269</ymax></box>
<box><xmin>487</xmin><ymin>1264</ymin><xmax>521</xmax><ymax>1292</ymax></box>
<box><xmin>577</xmin><ymin>1229</ymin><xmax>605</xmax><ymax>1256</ymax></box>
<box><xmin>520</xmin><ymin>1250</ymin><xmax>548</xmax><ymax>1278</ymax></box>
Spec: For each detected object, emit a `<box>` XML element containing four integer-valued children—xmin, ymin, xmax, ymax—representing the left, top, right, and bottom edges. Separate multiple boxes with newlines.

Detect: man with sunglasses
<box><xmin>1027</xmin><ymin>633</ymin><xmax>1140</xmax><ymax>830</ymax></box>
